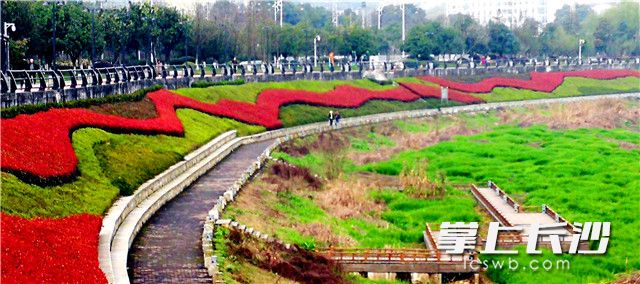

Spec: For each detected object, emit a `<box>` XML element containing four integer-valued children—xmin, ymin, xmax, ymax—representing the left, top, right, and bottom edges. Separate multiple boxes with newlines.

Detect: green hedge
<box><xmin>1</xmin><ymin>85</ymin><xmax>163</xmax><ymax>119</ymax></box>
<box><xmin>190</xmin><ymin>79</ymin><xmax>245</xmax><ymax>88</ymax></box>
<box><xmin>366</xmin><ymin>77</ymin><xmax>394</xmax><ymax>86</ymax></box>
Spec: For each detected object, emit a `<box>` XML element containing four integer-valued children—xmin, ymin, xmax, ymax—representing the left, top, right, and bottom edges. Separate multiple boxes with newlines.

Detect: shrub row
<box><xmin>1</xmin><ymin>213</ymin><xmax>106</xmax><ymax>283</ymax></box>
<box><xmin>1</xmin><ymin>85</ymin><xmax>162</xmax><ymax>119</ymax></box>
<box><xmin>419</xmin><ymin>70</ymin><xmax>639</xmax><ymax>93</ymax></box>
<box><xmin>190</xmin><ymin>79</ymin><xmax>245</xmax><ymax>88</ymax></box>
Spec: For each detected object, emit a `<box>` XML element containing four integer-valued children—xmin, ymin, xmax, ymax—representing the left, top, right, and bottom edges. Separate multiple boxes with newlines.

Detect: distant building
<box><xmin>445</xmin><ymin>0</ymin><xmax>555</xmax><ymax>27</ymax></box>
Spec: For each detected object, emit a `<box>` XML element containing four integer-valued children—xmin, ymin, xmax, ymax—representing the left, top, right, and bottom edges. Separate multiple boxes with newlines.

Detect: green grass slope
<box><xmin>363</xmin><ymin>125</ymin><xmax>640</xmax><ymax>283</ymax></box>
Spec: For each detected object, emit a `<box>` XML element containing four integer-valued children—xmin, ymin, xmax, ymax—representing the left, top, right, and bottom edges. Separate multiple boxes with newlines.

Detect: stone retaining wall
<box><xmin>199</xmin><ymin>92</ymin><xmax>640</xmax><ymax>282</ymax></box>
<box><xmin>98</xmin><ymin>130</ymin><xmax>237</xmax><ymax>283</ymax></box>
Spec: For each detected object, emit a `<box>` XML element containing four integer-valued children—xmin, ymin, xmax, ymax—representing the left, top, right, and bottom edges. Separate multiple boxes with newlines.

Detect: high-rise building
<box><xmin>445</xmin><ymin>0</ymin><xmax>556</xmax><ymax>27</ymax></box>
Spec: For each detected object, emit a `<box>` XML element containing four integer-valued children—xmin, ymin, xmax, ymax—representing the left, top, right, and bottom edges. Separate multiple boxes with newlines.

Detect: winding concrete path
<box><xmin>127</xmin><ymin>139</ymin><xmax>275</xmax><ymax>283</ymax></box>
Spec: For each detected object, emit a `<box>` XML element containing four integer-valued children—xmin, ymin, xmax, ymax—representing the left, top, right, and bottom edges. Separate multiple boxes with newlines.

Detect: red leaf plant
<box><xmin>399</xmin><ymin>82</ymin><xmax>484</xmax><ymax>104</ymax></box>
<box><xmin>1</xmin><ymin>213</ymin><xmax>106</xmax><ymax>284</ymax></box>
<box><xmin>419</xmin><ymin>70</ymin><xmax>640</xmax><ymax>93</ymax></box>
<box><xmin>2</xmin><ymin>84</ymin><xmax>475</xmax><ymax>183</ymax></box>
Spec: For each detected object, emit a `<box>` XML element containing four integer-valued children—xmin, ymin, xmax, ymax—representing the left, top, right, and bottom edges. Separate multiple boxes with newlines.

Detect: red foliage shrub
<box><xmin>399</xmin><ymin>82</ymin><xmax>484</xmax><ymax>104</ymax></box>
<box><xmin>0</xmin><ymin>85</ymin><xmax>436</xmax><ymax>182</ymax></box>
<box><xmin>2</xmin><ymin>70</ymin><xmax>636</xmax><ymax>183</ymax></box>
<box><xmin>419</xmin><ymin>70</ymin><xmax>640</xmax><ymax>93</ymax></box>
<box><xmin>1</xmin><ymin>213</ymin><xmax>106</xmax><ymax>284</ymax></box>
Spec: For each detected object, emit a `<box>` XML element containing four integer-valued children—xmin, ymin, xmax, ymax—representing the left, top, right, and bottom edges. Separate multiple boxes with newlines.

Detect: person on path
<box><xmin>328</xmin><ymin>111</ymin><xmax>334</xmax><ymax>126</ymax></box>
<box><xmin>335</xmin><ymin>112</ymin><xmax>341</xmax><ymax>126</ymax></box>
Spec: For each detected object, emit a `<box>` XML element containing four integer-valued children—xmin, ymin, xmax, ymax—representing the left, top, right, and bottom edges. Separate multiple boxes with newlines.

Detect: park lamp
<box><xmin>3</xmin><ymin>23</ymin><xmax>16</xmax><ymax>36</ymax></box>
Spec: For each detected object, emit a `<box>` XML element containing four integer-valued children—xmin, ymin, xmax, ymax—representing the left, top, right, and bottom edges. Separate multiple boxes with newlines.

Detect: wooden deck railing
<box><xmin>424</xmin><ymin>223</ymin><xmax>439</xmax><ymax>252</ymax></box>
<box><xmin>488</xmin><ymin>181</ymin><xmax>522</xmax><ymax>212</ymax></box>
<box><xmin>317</xmin><ymin>248</ymin><xmax>471</xmax><ymax>263</ymax></box>
<box><xmin>471</xmin><ymin>184</ymin><xmax>513</xmax><ymax>226</ymax></box>
<box><xmin>542</xmin><ymin>205</ymin><xmax>577</xmax><ymax>234</ymax></box>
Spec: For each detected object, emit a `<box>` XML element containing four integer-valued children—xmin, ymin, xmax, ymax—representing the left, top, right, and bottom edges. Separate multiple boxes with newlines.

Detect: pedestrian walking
<box><xmin>328</xmin><ymin>111</ymin><xmax>334</xmax><ymax>126</ymax></box>
<box><xmin>335</xmin><ymin>112</ymin><xmax>341</xmax><ymax>126</ymax></box>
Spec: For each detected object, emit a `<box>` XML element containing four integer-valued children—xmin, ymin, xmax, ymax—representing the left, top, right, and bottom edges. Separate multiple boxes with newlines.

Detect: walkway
<box><xmin>470</xmin><ymin>183</ymin><xmax>571</xmax><ymax>240</ymax></box>
<box><xmin>127</xmin><ymin>139</ymin><xmax>275</xmax><ymax>283</ymax></box>
<box><xmin>318</xmin><ymin>248</ymin><xmax>477</xmax><ymax>273</ymax></box>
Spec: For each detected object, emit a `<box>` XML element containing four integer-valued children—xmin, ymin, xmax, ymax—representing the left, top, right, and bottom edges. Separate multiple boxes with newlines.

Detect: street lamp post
<box><xmin>91</xmin><ymin>3</ymin><xmax>96</xmax><ymax>66</ymax></box>
<box><xmin>401</xmin><ymin>3</ymin><xmax>406</xmax><ymax>42</ymax></box>
<box><xmin>303</xmin><ymin>29</ymin><xmax>308</xmax><ymax>65</ymax></box>
<box><xmin>52</xmin><ymin>2</ymin><xmax>58</xmax><ymax>70</ymax></box>
<box><xmin>313</xmin><ymin>35</ymin><xmax>320</xmax><ymax>67</ymax></box>
<box><xmin>578</xmin><ymin>39</ymin><xmax>585</xmax><ymax>65</ymax></box>
<box><xmin>2</xmin><ymin>22</ymin><xmax>16</xmax><ymax>72</ymax></box>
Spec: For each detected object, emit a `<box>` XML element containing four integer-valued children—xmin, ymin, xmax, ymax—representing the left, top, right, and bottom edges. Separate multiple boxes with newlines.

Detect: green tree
<box><xmin>404</xmin><ymin>22</ymin><xmax>463</xmax><ymax>59</ymax></box>
<box><xmin>58</xmin><ymin>3</ymin><xmax>93</xmax><ymax>66</ymax></box>
<box><xmin>487</xmin><ymin>22</ymin><xmax>519</xmax><ymax>56</ymax></box>
<box><xmin>156</xmin><ymin>6</ymin><xmax>186</xmax><ymax>62</ymax></box>
<box><xmin>540</xmin><ymin>23</ymin><xmax>575</xmax><ymax>56</ymax></box>
<box><xmin>448</xmin><ymin>14</ymin><xmax>487</xmax><ymax>55</ymax></box>
<box><xmin>514</xmin><ymin>18</ymin><xmax>541</xmax><ymax>56</ymax></box>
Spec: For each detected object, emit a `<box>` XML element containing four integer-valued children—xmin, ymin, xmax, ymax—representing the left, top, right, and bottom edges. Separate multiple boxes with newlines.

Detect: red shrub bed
<box><xmin>1</xmin><ymin>85</ymin><xmax>440</xmax><ymax>182</ymax></box>
<box><xmin>419</xmin><ymin>70</ymin><xmax>640</xmax><ymax>93</ymax></box>
<box><xmin>399</xmin><ymin>82</ymin><xmax>484</xmax><ymax>104</ymax></box>
<box><xmin>1</xmin><ymin>213</ymin><xmax>106</xmax><ymax>283</ymax></box>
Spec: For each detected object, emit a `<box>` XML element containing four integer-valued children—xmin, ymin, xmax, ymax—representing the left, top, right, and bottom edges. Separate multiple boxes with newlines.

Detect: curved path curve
<box><xmin>127</xmin><ymin>139</ymin><xmax>275</xmax><ymax>283</ymax></box>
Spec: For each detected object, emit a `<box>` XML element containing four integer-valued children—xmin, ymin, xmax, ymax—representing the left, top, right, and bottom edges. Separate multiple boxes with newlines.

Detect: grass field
<box><xmin>363</xmin><ymin>125</ymin><xmax>640</xmax><ymax>283</ymax></box>
<box><xmin>280</xmin><ymin>99</ymin><xmax>461</xmax><ymax>127</ymax></box>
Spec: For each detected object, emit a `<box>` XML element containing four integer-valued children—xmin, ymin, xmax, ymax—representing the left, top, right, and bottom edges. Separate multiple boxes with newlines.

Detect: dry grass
<box><xmin>348</xmin><ymin>117</ymin><xmax>486</xmax><ymax>165</ymax></box>
<box><xmin>497</xmin><ymin>98</ymin><xmax>640</xmax><ymax>130</ymax></box>
<box><xmin>230</xmin><ymin>181</ymin><xmax>287</xmax><ymax>235</ymax></box>
<box><xmin>295</xmin><ymin>223</ymin><xmax>357</xmax><ymax>246</ymax></box>
<box><xmin>399</xmin><ymin>160</ymin><xmax>447</xmax><ymax>199</ymax></box>
<box><xmin>316</xmin><ymin>177</ymin><xmax>387</xmax><ymax>220</ymax></box>
<box><xmin>88</xmin><ymin>97</ymin><xmax>157</xmax><ymax>119</ymax></box>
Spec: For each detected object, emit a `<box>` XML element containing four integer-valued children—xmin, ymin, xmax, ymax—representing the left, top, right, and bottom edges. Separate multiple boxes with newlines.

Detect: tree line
<box><xmin>2</xmin><ymin>0</ymin><xmax>638</xmax><ymax>70</ymax></box>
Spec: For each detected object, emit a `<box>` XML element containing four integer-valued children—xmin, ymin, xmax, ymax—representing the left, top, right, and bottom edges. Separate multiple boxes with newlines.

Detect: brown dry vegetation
<box><xmin>268</xmin><ymin>162</ymin><xmax>323</xmax><ymax>189</ymax></box>
<box><xmin>295</xmin><ymin>223</ymin><xmax>357</xmax><ymax>246</ymax></box>
<box><xmin>315</xmin><ymin>177</ymin><xmax>387</xmax><ymax>220</ymax></box>
<box><xmin>225</xmin><ymin>228</ymin><xmax>347</xmax><ymax>284</ymax></box>
<box><xmin>399</xmin><ymin>161</ymin><xmax>447</xmax><ymax>199</ymax></box>
<box><xmin>88</xmin><ymin>97</ymin><xmax>157</xmax><ymax>118</ymax></box>
<box><xmin>348</xmin><ymin>116</ymin><xmax>487</xmax><ymax>165</ymax></box>
<box><xmin>497</xmin><ymin>98</ymin><xmax>640</xmax><ymax>130</ymax></box>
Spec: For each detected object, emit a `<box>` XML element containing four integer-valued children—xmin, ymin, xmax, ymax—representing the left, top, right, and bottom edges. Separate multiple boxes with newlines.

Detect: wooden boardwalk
<box><xmin>127</xmin><ymin>140</ymin><xmax>275</xmax><ymax>283</ymax></box>
<box><xmin>318</xmin><ymin>248</ymin><xmax>478</xmax><ymax>273</ymax></box>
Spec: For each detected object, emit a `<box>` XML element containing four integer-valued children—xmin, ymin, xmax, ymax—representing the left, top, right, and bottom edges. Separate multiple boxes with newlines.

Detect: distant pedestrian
<box><xmin>328</xmin><ymin>111</ymin><xmax>334</xmax><ymax>126</ymax></box>
<box><xmin>335</xmin><ymin>112</ymin><xmax>341</xmax><ymax>126</ymax></box>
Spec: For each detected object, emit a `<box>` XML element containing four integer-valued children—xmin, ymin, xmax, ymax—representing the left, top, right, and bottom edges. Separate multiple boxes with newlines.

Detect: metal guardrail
<box><xmin>4</xmin><ymin>58</ymin><xmax>637</xmax><ymax>94</ymax></box>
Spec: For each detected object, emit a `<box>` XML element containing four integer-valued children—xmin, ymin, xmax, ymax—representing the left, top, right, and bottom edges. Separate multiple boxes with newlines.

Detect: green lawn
<box><xmin>1</xmin><ymin>109</ymin><xmax>264</xmax><ymax>218</ymax></box>
<box><xmin>363</xmin><ymin>125</ymin><xmax>640</xmax><ymax>283</ymax></box>
<box><xmin>280</xmin><ymin>99</ymin><xmax>461</xmax><ymax>127</ymax></box>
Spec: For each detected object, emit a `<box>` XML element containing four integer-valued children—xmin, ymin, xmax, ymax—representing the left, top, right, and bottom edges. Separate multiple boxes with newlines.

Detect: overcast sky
<box><xmin>158</xmin><ymin>0</ymin><xmax>627</xmax><ymax>14</ymax></box>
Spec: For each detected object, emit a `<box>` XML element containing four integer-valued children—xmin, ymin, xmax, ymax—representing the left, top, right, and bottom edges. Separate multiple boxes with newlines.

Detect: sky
<box><xmin>156</xmin><ymin>0</ymin><xmax>628</xmax><ymax>14</ymax></box>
